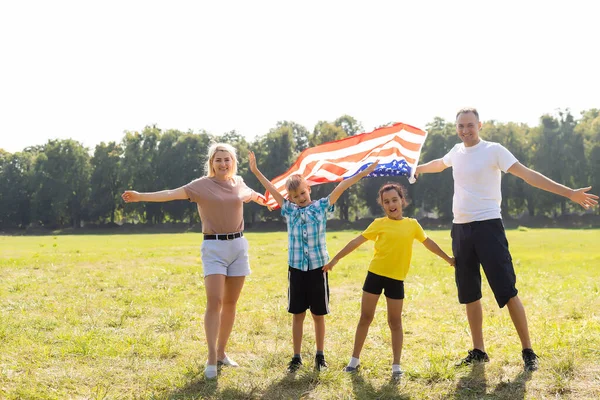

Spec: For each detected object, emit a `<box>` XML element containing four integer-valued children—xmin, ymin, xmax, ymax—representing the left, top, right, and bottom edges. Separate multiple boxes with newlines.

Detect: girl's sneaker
<box><xmin>204</xmin><ymin>364</ymin><xmax>217</xmax><ymax>379</ymax></box>
<box><xmin>217</xmin><ymin>355</ymin><xmax>239</xmax><ymax>367</ymax></box>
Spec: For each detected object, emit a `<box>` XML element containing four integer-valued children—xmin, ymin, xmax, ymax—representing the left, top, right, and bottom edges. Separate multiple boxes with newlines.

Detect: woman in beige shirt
<box><xmin>122</xmin><ymin>143</ymin><xmax>267</xmax><ymax>379</ymax></box>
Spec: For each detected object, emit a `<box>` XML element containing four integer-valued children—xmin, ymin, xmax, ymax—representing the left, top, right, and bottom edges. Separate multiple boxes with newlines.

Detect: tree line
<box><xmin>1</xmin><ymin>110</ymin><xmax>599</xmax><ymax>229</ymax></box>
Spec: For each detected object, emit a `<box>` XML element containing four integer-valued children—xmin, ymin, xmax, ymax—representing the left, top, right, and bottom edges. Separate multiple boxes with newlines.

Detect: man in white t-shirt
<box><xmin>416</xmin><ymin>108</ymin><xmax>598</xmax><ymax>372</ymax></box>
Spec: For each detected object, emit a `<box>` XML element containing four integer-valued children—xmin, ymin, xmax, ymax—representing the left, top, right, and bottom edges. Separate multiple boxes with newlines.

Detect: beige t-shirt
<box><xmin>183</xmin><ymin>176</ymin><xmax>257</xmax><ymax>234</ymax></box>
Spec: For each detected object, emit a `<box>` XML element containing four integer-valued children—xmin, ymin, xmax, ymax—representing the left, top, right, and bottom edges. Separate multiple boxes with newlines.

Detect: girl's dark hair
<box><xmin>377</xmin><ymin>182</ymin><xmax>409</xmax><ymax>208</ymax></box>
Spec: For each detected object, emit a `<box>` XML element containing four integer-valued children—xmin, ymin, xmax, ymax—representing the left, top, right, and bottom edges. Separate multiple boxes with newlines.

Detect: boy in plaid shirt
<box><xmin>249</xmin><ymin>151</ymin><xmax>378</xmax><ymax>372</ymax></box>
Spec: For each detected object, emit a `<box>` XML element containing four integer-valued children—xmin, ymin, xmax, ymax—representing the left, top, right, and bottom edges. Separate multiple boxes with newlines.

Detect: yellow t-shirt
<box><xmin>362</xmin><ymin>217</ymin><xmax>427</xmax><ymax>281</ymax></box>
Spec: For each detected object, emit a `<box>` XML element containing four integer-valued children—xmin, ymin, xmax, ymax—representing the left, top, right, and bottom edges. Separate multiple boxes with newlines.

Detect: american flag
<box><xmin>261</xmin><ymin>122</ymin><xmax>427</xmax><ymax>209</ymax></box>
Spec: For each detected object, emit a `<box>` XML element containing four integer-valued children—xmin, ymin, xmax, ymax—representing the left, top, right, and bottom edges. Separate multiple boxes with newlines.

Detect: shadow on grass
<box><xmin>350</xmin><ymin>373</ymin><xmax>410</xmax><ymax>400</ymax></box>
<box><xmin>453</xmin><ymin>363</ymin><xmax>487</xmax><ymax>399</ymax></box>
<box><xmin>161</xmin><ymin>373</ymin><xmax>219</xmax><ymax>400</ymax></box>
<box><xmin>260</xmin><ymin>370</ymin><xmax>322</xmax><ymax>399</ymax></box>
<box><xmin>488</xmin><ymin>370</ymin><xmax>532</xmax><ymax>400</ymax></box>
<box><xmin>452</xmin><ymin>364</ymin><xmax>532</xmax><ymax>400</ymax></box>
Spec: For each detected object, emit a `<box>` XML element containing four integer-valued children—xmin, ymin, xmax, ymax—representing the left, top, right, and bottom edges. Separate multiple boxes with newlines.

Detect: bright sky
<box><xmin>1</xmin><ymin>1</ymin><xmax>598</xmax><ymax>153</ymax></box>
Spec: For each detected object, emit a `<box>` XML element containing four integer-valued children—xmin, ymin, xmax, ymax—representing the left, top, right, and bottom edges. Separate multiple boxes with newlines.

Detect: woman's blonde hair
<box><xmin>205</xmin><ymin>143</ymin><xmax>238</xmax><ymax>179</ymax></box>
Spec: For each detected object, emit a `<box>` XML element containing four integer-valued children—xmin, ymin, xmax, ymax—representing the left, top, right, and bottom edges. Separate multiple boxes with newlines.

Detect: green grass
<box><xmin>1</xmin><ymin>229</ymin><xmax>599</xmax><ymax>399</ymax></box>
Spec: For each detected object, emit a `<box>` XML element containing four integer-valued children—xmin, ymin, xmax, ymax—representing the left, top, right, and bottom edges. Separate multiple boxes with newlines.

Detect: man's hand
<box><xmin>569</xmin><ymin>186</ymin><xmax>599</xmax><ymax>209</ymax></box>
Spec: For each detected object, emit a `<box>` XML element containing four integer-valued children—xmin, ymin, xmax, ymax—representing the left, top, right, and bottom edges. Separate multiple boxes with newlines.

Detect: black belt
<box><xmin>203</xmin><ymin>232</ymin><xmax>244</xmax><ymax>240</ymax></box>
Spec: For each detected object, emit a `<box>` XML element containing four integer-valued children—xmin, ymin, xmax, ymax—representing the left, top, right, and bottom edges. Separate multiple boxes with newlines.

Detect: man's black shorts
<box><xmin>287</xmin><ymin>266</ymin><xmax>329</xmax><ymax>315</ymax></box>
<box><xmin>451</xmin><ymin>218</ymin><xmax>518</xmax><ymax>308</ymax></box>
<box><xmin>363</xmin><ymin>271</ymin><xmax>405</xmax><ymax>300</ymax></box>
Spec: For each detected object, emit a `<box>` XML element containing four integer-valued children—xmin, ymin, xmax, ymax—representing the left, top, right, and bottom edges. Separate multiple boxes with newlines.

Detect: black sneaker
<box><xmin>315</xmin><ymin>354</ymin><xmax>328</xmax><ymax>371</ymax></box>
<box><xmin>455</xmin><ymin>349</ymin><xmax>490</xmax><ymax>366</ymax></box>
<box><xmin>522</xmin><ymin>349</ymin><xmax>539</xmax><ymax>371</ymax></box>
<box><xmin>287</xmin><ymin>356</ymin><xmax>302</xmax><ymax>373</ymax></box>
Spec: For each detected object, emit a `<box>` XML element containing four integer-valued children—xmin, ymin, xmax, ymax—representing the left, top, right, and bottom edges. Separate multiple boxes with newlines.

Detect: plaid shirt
<box><xmin>281</xmin><ymin>197</ymin><xmax>334</xmax><ymax>271</ymax></box>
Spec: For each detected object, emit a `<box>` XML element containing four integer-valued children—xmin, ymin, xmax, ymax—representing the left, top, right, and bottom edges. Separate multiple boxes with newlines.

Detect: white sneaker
<box><xmin>204</xmin><ymin>364</ymin><xmax>217</xmax><ymax>379</ymax></box>
<box><xmin>217</xmin><ymin>355</ymin><xmax>239</xmax><ymax>367</ymax></box>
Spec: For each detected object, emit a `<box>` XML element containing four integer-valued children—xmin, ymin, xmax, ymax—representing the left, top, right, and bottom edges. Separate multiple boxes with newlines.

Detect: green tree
<box><xmin>410</xmin><ymin>117</ymin><xmax>455</xmax><ymax>219</ymax></box>
<box><xmin>576</xmin><ymin>109</ymin><xmax>600</xmax><ymax>215</ymax></box>
<box><xmin>120</xmin><ymin>125</ymin><xmax>161</xmax><ymax>224</ymax></box>
<box><xmin>481</xmin><ymin>121</ymin><xmax>531</xmax><ymax>217</ymax></box>
<box><xmin>531</xmin><ymin>111</ymin><xmax>586</xmax><ymax>216</ymax></box>
<box><xmin>157</xmin><ymin>130</ymin><xmax>211</xmax><ymax>223</ymax></box>
<box><xmin>0</xmin><ymin>149</ymin><xmax>37</xmax><ymax>227</ymax></box>
<box><xmin>31</xmin><ymin>139</ymin><xmax>91</xmax><ymax>227</ymax></box>
<box><xmin>90</xmin><ymin>142</ymin><xmax>123</xmax><ymax>224</ymax></box>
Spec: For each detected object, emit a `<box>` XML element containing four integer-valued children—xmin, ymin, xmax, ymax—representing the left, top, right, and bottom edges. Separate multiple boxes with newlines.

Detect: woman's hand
<box><xmin>248</xmin><ymin>151</ymin><xmax>259</xmax><ymax>175</ymax></box>
<box><xmin>122</xmin><ymin>190</ymin><xmax>141</xmax><ymax>203</ymax></box>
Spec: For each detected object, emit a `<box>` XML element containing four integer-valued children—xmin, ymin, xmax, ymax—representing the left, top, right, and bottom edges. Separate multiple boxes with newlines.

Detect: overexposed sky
<box><xmin>1</xmin><ymin>0</ymin><xmax>598</xmax><ymax>153</ymax></box>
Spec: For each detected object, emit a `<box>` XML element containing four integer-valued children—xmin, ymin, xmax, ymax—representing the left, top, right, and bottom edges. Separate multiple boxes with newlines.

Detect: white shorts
<box><xmin>200</xmin><ymin>236</ymin><xmax>250</xmax><ymax>277</ymax></box>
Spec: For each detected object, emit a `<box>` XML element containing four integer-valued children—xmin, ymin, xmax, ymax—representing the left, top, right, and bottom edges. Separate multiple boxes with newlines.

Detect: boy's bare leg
<box><xmin>466</xmin><ymin>300</ymin><xmax>485</xmax><ymax>351</ymax></box>
<box><xmin>292</xmin><ymin>312</ymin><xmax>306</xmax><ymax>355</ymax></box>
<box><xmin>506</xmin><ymin>295</ymin><xmax>532</xmax><ymax>349</ymax></box>
<box><xmin>312</xmin><ymin>314</ymin><xmax>325</xmax><ymax>352</ymax></box>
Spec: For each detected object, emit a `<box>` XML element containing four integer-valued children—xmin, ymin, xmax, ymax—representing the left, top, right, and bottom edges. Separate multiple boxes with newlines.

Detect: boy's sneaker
<box><xmin>522</xmin><ymin>349</ymin><xmax>539</xmax><ymax>371</ymax></box>
<box><xmin>455</xmin><ymin>349</ymin><xmax>490</xmax><ymax>366</ymax></box>
<box><xmin>343</xmin><ymin>365</ymin><xmax>360</xmax><ymax>373</ymax></box>
<box><xmin>315</xmin><ymin>354</ymin><xmax>328</xmax><ymax>371</ymax></box>
<box><xmin>287</xmin><ymin>356</ymin><xmax>302</xmax><ymax>373</ymax></box>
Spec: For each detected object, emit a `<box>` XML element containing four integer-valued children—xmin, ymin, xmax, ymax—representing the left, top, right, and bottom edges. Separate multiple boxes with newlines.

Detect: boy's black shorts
<box><xmin>451</xmin><ymin>218</ymin><xmax>518</xmax><ymax>308</ymax></box>
<box><xmin>363</xmin><ymin>271</ymin><xmax>405</xmax><ymax>300</ymax></box>
<box><xmin>287</xmin><ymin>266</ymin><xmax>329</xmax><ymax>315</ymax></box>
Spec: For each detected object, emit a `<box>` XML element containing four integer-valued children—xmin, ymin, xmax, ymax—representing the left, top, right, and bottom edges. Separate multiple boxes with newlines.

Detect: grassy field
<box><xmin>1</xmin><ymin>229</ymin><xmax>599</xmax><ymax>399</ymax></box>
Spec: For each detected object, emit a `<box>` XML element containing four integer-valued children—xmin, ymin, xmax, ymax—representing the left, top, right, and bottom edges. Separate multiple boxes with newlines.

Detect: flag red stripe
<box><xmin>270</xmin><ymin>123</ymin><xmax>425</xmax><ymax>185</ymax></box>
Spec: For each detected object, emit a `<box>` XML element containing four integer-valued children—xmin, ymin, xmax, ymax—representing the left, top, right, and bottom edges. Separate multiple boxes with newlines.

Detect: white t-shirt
<box><xmin>442</xmin><ymin>140</ymin><xmax>518</xmax><ymax>224</ymax></box>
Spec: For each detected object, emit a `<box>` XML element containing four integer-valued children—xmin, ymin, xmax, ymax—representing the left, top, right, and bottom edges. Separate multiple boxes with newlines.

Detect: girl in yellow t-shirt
<box><xmin>323</xmin><ymin>182</ymin><xmax>455</xmax><ymax>379</ymax></box>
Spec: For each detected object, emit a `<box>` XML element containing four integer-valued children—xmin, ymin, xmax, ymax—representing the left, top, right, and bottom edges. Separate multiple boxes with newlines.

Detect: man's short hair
<box><xmin>456</xmin><ymin>107</ymin><xmax>480</xmax><ymax>121</ymax></box>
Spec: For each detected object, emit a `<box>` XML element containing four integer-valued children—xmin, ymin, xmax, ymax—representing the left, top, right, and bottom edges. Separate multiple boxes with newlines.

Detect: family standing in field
<box><xmin>122</xmin><ymin>107</ymin><xmax>598</xmax><ymax>381</ymax></box>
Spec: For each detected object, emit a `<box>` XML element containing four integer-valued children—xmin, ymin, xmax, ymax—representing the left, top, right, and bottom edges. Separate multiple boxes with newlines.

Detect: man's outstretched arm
<box><xmin>508</xmin><ymin>162</ymin><xmax>598</xmax><ymax>209</ymax></box>
<box><xmin>415</xmin><ymin>158</ymin><xmax>448</xmax><ymax>175</ymax></box>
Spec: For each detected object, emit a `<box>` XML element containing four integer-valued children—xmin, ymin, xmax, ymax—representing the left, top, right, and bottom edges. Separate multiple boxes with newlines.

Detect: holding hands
<box><xmin>322</xmin><ymin>259</ymin><xmax>338</xmax><ymax>273</ymax></box>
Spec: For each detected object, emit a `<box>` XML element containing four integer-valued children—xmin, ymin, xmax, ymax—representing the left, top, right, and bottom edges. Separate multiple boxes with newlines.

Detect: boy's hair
<box><xmin>377</xmin><ymin>182</ymin><xmax>409</xmax><ymax>208</ymax></box>
<box><xmin>456</xmin><ymin>107</ymin><xmax>480</xmax><ymax>121</ymax></box>
<box><xmin>205</xmin><ymin>143</ymin><xmax>238</xmax><ymax>178</ymax></box>
<box><xmin>285</xmin><ymin>174</ymin><xmax>307</xmax><ymax>192</ymax></box>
